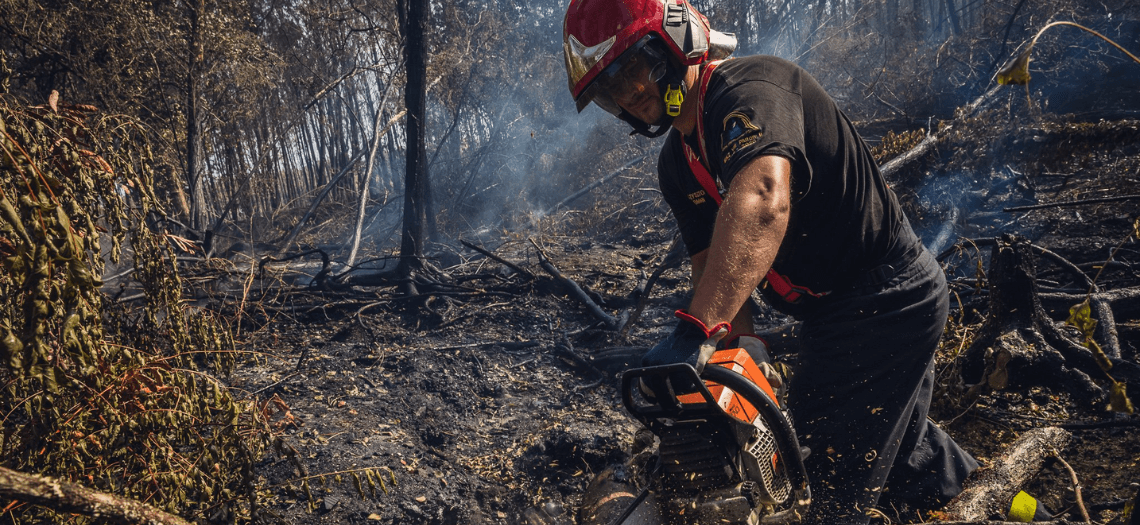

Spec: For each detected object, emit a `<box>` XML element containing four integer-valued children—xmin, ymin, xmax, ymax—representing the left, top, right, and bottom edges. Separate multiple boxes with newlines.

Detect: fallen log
<box><xmin>941</xmin><ymin>427</ymin><xmax>1072</xmax><ymax>522</ymax></box>
<box><xmin>879</xmin><ymin>85</ymin><xmax>1001</xmax><ymax>179</ymax></box>
<box><xmin>0</xmin><ymin>466</ymin><xmax>194</xmax><ymax>525</ymax></box>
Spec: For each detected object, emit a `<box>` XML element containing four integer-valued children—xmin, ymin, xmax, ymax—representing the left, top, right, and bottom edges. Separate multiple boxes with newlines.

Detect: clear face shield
<box><xmin>578</xmin><ymin>37</ymin><xmax>670</xmax><ymax>119</ymax></box>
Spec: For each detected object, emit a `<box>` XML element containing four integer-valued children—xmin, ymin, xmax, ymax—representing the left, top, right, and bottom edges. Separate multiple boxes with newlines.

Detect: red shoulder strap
<box><xmin>680</xmin><ymin>59</ymin><xmax>828</xmax><ymax>304</ymax></box>
<box><xmin>681</xmin><ymin>59</ymin><xmax>726</xmax><ymax>206</ymax></box>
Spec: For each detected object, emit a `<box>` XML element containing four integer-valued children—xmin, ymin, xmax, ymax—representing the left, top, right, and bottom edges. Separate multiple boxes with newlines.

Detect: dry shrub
<box><xmin>0</xmin><ymin>93</ymin><xmax>269</xmax><ymax>522</ymax></box>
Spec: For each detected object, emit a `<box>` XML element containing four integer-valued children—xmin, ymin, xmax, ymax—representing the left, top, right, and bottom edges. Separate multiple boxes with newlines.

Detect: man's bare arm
<box><xmin>690</xmin><ymin>249</ymin><xmax>755</xmax><ymax>338</ymax></box>
<box><xmin>688</xmin><ymin>155</ymin><xmax>792</xmax><ymax>329</ymax></box>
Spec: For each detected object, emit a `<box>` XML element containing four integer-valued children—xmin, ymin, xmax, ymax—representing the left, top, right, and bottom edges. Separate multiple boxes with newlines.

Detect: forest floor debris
<box><xmin>199</xmin><ymin>113</ymin><xmax>1140</xmax><ymax>525</ymax></box>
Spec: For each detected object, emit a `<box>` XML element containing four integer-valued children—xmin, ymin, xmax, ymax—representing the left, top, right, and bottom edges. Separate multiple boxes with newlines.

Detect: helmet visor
<box><xmin>578</xmin><ymin>37</ymin><xmax>668</xmax><ymax>116</ymax></box>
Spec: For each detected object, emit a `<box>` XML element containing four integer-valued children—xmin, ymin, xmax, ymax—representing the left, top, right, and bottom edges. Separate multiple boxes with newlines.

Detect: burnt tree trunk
<box><xmin>185</xmin><ymin>0</ymin><xmax>205</xmax><ymax>231</ymax></box>
<box><xmin>962</xmin><ymin>235</ymin><xmax>1105</xmax><ymax>404</ymax></box>
<box><xmin>397</xmin><ymin>0</ymin><xmax>429</xmax><ymax>294</ymax></box>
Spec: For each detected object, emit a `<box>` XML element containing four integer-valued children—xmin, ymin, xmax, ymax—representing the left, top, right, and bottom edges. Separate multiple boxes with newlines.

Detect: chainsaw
<box><xmin>580</xmin><ymin>345</ymin><xmax>811</xmax><ymax>525</ymax></box>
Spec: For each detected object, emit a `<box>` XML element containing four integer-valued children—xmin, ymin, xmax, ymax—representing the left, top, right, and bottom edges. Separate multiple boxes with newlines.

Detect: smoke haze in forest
<box><xmin>1</xmin><ymin>0</ymin><xmax>1137</xmax><ymax>256</ymax></box>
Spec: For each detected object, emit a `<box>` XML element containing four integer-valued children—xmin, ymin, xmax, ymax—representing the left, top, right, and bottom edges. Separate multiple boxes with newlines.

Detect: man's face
<box><xmin>595</xmin><ymin>52</ymin><xmax>664</xmax><ymax>124</ymax></box>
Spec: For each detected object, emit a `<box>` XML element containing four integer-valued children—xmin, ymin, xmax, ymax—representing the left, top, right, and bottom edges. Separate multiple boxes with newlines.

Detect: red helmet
<box><xmin>563</xmin><ymin>0</ymin><xmax>735</xmax><ymax>130</ymax></box>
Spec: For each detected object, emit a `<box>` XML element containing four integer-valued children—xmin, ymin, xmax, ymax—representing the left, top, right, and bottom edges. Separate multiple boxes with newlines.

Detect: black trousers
<box><xmin>786</xmin><ymin>243</ymin><xmax>978</xmax><ymax>524</ymax></box>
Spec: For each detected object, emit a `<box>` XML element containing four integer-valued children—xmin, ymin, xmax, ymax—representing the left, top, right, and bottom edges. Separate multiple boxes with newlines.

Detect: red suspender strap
<box><xmin>681</xmin><ymin>60</ymin><xmax>827</xmax><ymax>304</ymax></box>
<box><xmin>681</xmin><ymin>59</ymin><xmax>725</xmax><ymax>206</ymax></box>
<box><xmin>764</xmin><ymin>269</ymin><xmax>827</xmax><ymax>303</ymax></box>
<box><xmin>684</xmin><ymin>147</ymin><xmax>721</xmax><ymax>206</ymax></box>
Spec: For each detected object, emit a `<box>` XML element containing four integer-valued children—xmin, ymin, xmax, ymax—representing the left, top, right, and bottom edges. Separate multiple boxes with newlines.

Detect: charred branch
<box><xmin>0</xmin><ymin>466</ymin><xmax>194</xmax><ymax>525</ymax></box>
<box><xmin>617</xmin><ymin>234</ymin><xmax>685</xmax><ymax>337</ymax></box>
<box><xmin>1002</xmin><ymin>193</ymin><xmax>1140</xmax><ymax>213</ymax></box>
<box><xmin>460</xmin><ymin>239</ymin><xmax>535</xmax><ymax>280</ymax></box>
<box><xmin>879</xmin><ymin>85</ymin><xmax>1002</xmax><ymax>179</ymax></box>
<box><xmin>530</xmin><ymin>239</ymin><xmax>622</xmax><ymax>330</ymax></box>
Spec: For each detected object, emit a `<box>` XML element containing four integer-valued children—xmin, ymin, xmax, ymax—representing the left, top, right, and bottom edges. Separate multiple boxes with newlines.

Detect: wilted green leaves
<box><xmin>1067</xmin><ymin>297</ymin><xmax>1134</xmax><ymax>415</ymax></box>
<box><xmin>0</xmin><ymin>93</ymin><xmax>268</xmax><ymax>523</ymax></box>
<box><xmin>996</xmin><ymin>48</ymin><xmax>1033</xmax><ymax>86</ymax></box>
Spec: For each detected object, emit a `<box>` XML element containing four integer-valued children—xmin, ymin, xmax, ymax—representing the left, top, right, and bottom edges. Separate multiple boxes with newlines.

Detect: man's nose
<box><xmin>613</xmin><ymin>80</ymin><xmax>648</xmax><ymax>105</ymax></box>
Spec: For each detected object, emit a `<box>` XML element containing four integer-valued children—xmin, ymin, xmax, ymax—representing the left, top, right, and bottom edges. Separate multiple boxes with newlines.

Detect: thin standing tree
<box><xmin>397</xmin><ymin>0</ymin><xmax>429</xmax><ymax>291</ymax></box>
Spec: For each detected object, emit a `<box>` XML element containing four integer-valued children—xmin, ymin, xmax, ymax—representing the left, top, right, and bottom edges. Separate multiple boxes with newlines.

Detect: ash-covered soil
<box><xmin>215</xmin><ymin>113</ymin><xmax>1140</xmax><ymax>525</ymax></box>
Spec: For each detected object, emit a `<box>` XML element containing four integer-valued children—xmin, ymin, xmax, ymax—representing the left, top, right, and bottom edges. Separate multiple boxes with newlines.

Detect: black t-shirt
<box><xmin>658</xmin><ymin>55</ymin><xmax>913</xmax><ymax>316</ymax></box>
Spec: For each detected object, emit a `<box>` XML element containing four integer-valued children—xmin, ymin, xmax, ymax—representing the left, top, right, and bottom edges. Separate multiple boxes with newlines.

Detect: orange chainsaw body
<box><xmin>676</xmin><ymin>348</ymin><xmax>779</xmax><ymax>425</ymax></box>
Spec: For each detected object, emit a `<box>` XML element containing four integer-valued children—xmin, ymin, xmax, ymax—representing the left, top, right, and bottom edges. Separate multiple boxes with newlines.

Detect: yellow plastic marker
<box><xmin>1008</xmin><ymin>490</ymin><xmax>1038</xmax><ymax>522</ymax></box>
<box><xmin>664</xmin><ymin>85</ymin><xmax>684</xmax><ymax>117</ymax></box>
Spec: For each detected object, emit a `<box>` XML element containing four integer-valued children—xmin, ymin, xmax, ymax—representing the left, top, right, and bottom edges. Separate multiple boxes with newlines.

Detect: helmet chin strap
<box><xmin>623</xmin><ymin>110</ymin><xmax>673</xmax><ymax>138</ymax></box>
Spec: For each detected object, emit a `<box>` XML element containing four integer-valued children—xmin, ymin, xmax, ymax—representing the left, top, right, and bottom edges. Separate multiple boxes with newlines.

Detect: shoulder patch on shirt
<box><xmin>720</xmin><ymin>111</ymin><xmax>763</xmax><ymax>164</ymax></box>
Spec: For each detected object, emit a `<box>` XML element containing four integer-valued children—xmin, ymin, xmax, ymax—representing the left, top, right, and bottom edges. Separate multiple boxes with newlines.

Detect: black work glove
<box><xmin>641</xmin><ymin>310</ymin><xmax>731</xmax><ymax>372</ymax></box>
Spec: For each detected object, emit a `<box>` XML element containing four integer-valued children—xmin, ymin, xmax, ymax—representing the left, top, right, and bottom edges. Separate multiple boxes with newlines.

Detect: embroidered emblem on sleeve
<box><xmin>720</xmin><ymin>111</ymin><xmax>763</xmax><ymax>164</ymax></box>
<box><xmin>687</xmin><ymin>189</ymin><xmax>707</xmax><ymax>205</ymax></box>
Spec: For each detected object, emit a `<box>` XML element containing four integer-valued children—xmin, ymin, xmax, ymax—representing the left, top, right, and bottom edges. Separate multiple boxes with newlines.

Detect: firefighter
<box><xmin>562</xmin><ymin>0</ymin><xmax>980</xmax><ymax>523</ymax></box>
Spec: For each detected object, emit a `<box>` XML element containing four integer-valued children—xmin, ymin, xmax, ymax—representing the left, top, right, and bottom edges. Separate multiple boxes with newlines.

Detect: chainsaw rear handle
<box><xmin>621</xmin><ymin>363</ymin><xmax>811</xmax><ymax>520</ymax></box>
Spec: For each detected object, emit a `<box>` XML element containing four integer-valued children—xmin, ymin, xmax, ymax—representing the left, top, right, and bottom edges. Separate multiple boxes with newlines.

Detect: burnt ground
<box><xmin>204</xmin><ymin>110</ymin><xmax>1140</xmax><ymax>524</ymax></box>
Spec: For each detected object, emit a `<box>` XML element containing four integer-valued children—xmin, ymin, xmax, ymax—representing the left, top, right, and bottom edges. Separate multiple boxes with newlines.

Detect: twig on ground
<box><xmin>1050</xmin><ymin>446</ymin><xmax>1091</xmax><ymax>523</ymax></box>
<box><xmin>1003</xmin><ymin>194</ymin><xmax>1140</xmax><ymax>213</ymax></box>
<box><xmin>250</xmin><ymin>372</ymin><xmax>304</xmax><ymax>397</ymax></box>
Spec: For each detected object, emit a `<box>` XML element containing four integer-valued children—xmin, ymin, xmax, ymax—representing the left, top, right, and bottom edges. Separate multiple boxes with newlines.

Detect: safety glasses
<box><xmin>579</xmin><ymin>36</ymin><xmax>668</xmax><ymax>117</ymax></box>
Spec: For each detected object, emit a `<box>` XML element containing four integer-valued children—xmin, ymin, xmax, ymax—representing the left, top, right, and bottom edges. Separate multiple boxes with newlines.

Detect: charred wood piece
<box><xmin>258</xmin><ymin>248</ymin><xmax>331</xmax><ymax>287</ymax></box>
<box><xmin>960</xmin><ymin>235</ymin><xmax>1128</xmax><ymax>405</ymax></box>
<box><xmin>553</xmin><ymin>334</ymin><xmax>606</xmax><ymax>380</ymax></box>
<box><xmin>944</xmin><ymin>237</ymin><xmax>1125</xmax><ymax>365</ymax></box>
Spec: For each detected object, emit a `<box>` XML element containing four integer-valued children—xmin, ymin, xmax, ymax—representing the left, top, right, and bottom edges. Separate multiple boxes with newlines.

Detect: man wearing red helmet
<box><xmin>564</xmin><ymin>0</ymin><xmax>979</xmax><ymax>523</ymax></box>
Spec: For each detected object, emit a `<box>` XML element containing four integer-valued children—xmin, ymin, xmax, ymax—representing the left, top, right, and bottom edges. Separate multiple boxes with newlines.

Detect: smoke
<box><xmin>410</xmin><ymin>0</ymin><xmax>1140</xmax><ymax>249</ymax></box>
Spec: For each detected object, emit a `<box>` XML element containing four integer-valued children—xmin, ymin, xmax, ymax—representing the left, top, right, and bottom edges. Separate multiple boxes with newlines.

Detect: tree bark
<box><xmin>397</xmin><ymin>0</ymin><xmax>428</xmax><ymax>283</ymax></box>
<box><xmin>941</xmin><ymin>427</ymin><xmax>1071</xmax><ymax>522</ymax></box>
<box><xmin>0</xmin><ymin>466</ymin><xmax>193</xmax><ymax>525</ymax></box>
<box><xmin>185</xmin><ymin>0</ymin><xmax>206</xmax><ymax>230</ymax></box>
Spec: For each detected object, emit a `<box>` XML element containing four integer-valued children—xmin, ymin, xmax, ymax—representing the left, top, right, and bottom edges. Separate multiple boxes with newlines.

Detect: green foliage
<box><xmin>0</xmin><ymin>93</ymin><xmax>268</xmax><ymax>522</ymax></box>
